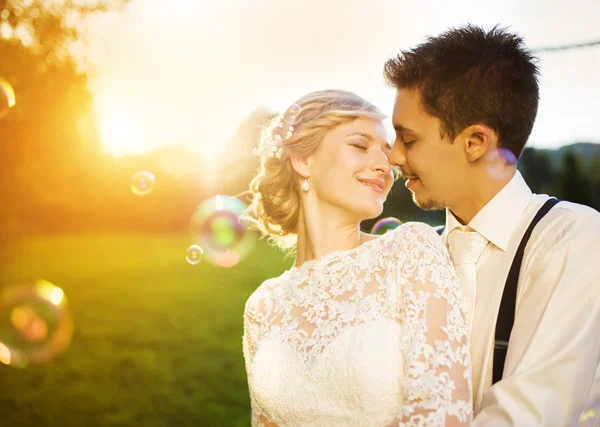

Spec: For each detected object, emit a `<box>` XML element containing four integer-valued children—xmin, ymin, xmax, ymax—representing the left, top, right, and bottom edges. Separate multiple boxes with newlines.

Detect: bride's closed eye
<box><xmin>350</xmin><ymin>143</ymin><xmax>367</xmax><ymax>151</ymax></box>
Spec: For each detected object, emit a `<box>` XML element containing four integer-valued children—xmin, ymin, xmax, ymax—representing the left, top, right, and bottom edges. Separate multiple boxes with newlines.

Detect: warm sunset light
<box><xmin>99</xmin><ymin>110</ymin><xmax>146</xmax><ymax>156</ymax></box>
<box><xmin>93</xmin><ymin>89</ymin><xmax>243</xmax><ymax>161</ymax></box>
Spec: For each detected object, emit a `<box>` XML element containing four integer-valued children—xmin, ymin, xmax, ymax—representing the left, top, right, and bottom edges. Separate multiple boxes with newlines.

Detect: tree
<box><xmin>517</xmin><ymin>147</ymin><xmax>557</xmax><ymax>195</ymax></box>
<box><xmin>557</xmin><ymin>150</ymin><xmax>595</xmax><ymax>207</ymax></box>
<box><xmin>0</xmin><ymin>0</ymin><xmax>129</xmax><ymax>261</ymax></box>
<box><xmin>588</xmin><ymin>157</ymin><xmax>600</xmax><ymax>211</ymax></box>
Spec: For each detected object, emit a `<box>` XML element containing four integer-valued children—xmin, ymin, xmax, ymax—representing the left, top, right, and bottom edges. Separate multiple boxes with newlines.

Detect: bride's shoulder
<box><xmin>374</xmin><ymin>221</ymin><xmax>448</xmax><ymax>266</ymax></box>
<box><xmin>244</xmin><ymin>274</ymin><xmax>286</xmax><ymax>315</ymax></box>
<box><xmin>383</xmin><ymin>221</ymin><xmax>444</xmax><ymax>248</ymax></box>
<box><xmin>379</xmin><ymin>222</ymin><xmax>454</xmax><ymax>282</ymax></box>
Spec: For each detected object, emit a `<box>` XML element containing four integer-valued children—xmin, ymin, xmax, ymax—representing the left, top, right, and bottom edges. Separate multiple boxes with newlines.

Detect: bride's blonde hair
<box><xmin>244</xmin><ymin>89</ymin><xmax>386</xmax><ymax>251</ymax></box>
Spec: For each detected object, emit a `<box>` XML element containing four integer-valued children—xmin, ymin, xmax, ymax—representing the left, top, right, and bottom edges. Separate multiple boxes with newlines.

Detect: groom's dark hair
<box><xmin>383</xmin><ymin>24</ymin><xmax>539</xmax><ymax>158</ymax></box>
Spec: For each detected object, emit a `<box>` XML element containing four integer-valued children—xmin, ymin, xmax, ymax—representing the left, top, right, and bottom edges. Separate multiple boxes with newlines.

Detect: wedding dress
<box><xmin>243</xmin><ymin>222</ymin><xmax>472</xmax><ymax>426</ymax></box>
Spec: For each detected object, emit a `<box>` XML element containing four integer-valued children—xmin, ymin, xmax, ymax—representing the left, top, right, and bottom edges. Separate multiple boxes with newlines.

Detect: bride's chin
<box><xmin>343</xmin><ymin>199</ymin><xmax>384</xmax><ymax>221</ymax></box>
<box><xmin>360</xmin><ymin>206</ymin><xmax>384</xmax><ymax>221</ymax></box>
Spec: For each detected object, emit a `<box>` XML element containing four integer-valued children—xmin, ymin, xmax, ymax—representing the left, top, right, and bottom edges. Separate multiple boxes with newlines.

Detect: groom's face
<box><xmin>389</xmin><ymin>88</ymin><xmax>468</xmax><ymax>210</ymax></box>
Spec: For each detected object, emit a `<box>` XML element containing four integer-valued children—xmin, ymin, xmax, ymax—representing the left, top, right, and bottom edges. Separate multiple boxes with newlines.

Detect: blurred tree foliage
<box><xmin>0</xmin><ymin>0</ymin><xmax>128</xmax><ymax>261</ymax></box>
<box><xmin>588</xmin><ymin>157</ymin><xmax>600</xmax><ymax>208</ymax></box>
<box><xmin>556</xmin><ymin>150</ymin><xmax>595</xmax><ymax>206</ymax></box>
<box><xmin>518</xmin><ymin>147</ymin><xmax>557</xmax><ymax>195</ymax></box>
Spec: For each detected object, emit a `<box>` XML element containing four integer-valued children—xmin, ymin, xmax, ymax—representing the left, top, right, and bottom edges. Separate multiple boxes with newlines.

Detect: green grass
<box><xmin>0</xmin><ymin>232</ymin><xmax>292</xmax><ymax>427</ymax></box>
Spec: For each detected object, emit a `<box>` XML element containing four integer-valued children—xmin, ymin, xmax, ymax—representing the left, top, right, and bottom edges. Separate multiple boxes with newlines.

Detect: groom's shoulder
<box><xmin>531</xmin><ymin>194</ymin><xmax>600</xmax><ymax>240</ymax></box>
<box><xmin>533</xmin><ymin>194</ymin><xmax>600</xmax><ymax>221</ymax></box>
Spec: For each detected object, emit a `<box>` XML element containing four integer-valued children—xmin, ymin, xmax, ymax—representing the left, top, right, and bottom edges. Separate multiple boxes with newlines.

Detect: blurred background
<box><xmin>0</xmin><ymin>0</ymin><xmax>598</xmax><ymax>426</ymax></box>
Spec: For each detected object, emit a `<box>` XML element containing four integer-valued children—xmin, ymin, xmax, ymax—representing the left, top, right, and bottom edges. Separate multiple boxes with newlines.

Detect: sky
<box><xmin>81</xmin><ymin>0</ymin><xmax>600</xmax><ymax>158</ymax></box>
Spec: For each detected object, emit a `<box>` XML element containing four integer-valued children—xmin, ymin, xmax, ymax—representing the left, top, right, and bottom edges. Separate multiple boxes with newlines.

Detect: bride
<box><xmin>242</xmin><ymin>90</ymin><xmax>472</xmax><ymax>426</ymax></box>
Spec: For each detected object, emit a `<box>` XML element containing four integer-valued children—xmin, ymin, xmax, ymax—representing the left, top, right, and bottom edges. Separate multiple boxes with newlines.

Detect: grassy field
<box><xmin>0</xmin><ymin>232</ymin><xmax>292</xmax><ymax>427</ymax></box>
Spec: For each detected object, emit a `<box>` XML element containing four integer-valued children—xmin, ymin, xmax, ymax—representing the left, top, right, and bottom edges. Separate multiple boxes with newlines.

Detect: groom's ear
<box><xmin>459</xmin><ymin>124</ymin><xmax>497</xmax><ymax>163</ymax></box>
<box><xmin>290</xmin><ymin>155</ymin><xmax>312</xmax><ymax>179</ymax></box>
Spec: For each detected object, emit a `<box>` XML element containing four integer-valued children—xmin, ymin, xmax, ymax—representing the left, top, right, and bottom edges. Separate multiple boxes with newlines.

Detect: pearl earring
<box><xmin>301</xmin><ymin>176</ymin><xmax>310</xmax><ymax>192</ymax></box>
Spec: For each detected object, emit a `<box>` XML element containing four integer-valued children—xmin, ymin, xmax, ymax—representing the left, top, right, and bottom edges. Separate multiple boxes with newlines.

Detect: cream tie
<box><xmin>447</xmin><ymin>226</ymin><xmax>489</xmax><ymax>333</ymax></box>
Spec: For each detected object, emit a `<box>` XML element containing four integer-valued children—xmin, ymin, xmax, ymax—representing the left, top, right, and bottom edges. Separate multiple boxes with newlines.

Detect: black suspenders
<box><xmin>436</xmin><ymin>197</ymin><xmax>561</xmax><ymax>385</ymax></box>
<box><xmin>492</xmin><ymin>197</ymin><xmax>560</xmax><ymax>384</ymax></box>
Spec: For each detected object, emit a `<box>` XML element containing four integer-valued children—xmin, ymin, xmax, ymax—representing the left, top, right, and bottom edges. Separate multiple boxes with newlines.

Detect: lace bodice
<box><xmin>243</xmin><ymin>222</ymin><xmax>472</xmax><ymax>426</ymax></box>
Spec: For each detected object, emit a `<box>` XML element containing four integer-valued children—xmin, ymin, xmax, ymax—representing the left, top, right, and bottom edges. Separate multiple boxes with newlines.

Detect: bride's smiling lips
<box><xmin>357</xmin><ymin>178</ymin><xmax>385</xmax><ymax>193</ymax></box>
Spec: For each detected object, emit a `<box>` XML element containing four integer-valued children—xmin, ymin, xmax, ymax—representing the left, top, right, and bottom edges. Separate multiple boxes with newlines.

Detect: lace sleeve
<box><xmin>243</xmin><ymin>291</ymin><xmax>279</xmax><ymax>427</ymax></box>
<box><xmin>391</xmin><ymin>223</ymin><xmax>473</xmax><ymax>426</ymax></box>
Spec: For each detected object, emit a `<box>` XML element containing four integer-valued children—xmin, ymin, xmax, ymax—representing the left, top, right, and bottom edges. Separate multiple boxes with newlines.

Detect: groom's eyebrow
<box><xmin>393</xmin><ymin>124</ymin><xmax>415</xmax><ymax>134</ymax></box>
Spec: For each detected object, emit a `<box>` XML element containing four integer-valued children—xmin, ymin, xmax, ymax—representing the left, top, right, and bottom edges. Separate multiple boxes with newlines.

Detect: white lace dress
<box><xmin>243</xmin><ymin>222</ymin><xmax>472</xmax><ymax>426</ymax></box>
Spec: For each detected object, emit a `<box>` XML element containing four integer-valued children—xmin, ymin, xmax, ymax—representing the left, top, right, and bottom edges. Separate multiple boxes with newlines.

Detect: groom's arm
<box><xmin>473</xmin><ymin>208</ymin><xmax>600</xmax><ymax>426</ymax></box>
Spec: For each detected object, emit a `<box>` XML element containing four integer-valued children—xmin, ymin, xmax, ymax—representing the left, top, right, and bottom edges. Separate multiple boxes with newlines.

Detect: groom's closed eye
<box><xmin>393</xmin><ymin>124</ymin><xmax>418</xmax><ymax>145</ymax></box>
<box><xmin>383</xmin><ymin>141</ymin><xmax>393</xmax><ymax>155</ymax></box>
<box><xmin>395</xmin><ymin>134</ymin><xmax>415</xmax><ymax>147</ymax></box>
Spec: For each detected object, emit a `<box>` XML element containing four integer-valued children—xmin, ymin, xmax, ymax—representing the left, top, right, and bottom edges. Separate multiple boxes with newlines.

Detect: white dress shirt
<box><xmin>444</xmin><ymin>170</ymin><xmax>600</xmax><ymax>426</ymax></box>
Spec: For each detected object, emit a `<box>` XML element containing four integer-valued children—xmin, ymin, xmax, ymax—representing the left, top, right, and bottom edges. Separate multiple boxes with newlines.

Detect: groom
<box><xmin>384</xmin><ymin>25</ymin><xmax>600</xmax><ymax>425</ymax></box>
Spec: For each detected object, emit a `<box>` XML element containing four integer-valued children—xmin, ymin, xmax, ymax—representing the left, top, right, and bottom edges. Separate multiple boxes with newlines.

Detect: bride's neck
<box><xmin>294</xmin><ymin>205</ymin><xmax>367</xmax><ymax>268</ymax></box>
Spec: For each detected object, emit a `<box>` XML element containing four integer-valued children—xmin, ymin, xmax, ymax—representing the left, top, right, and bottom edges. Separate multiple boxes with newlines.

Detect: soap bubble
<box><xmin>190</xmin><ymin>195</ymin><xmax>257</xmax><ymax>268</ymax></box>
<box><xmin>186</xmin><ymin>245</ymin><xmax>204</xmax><ymax>265</ymax></box>
<box><xmin>0</xmin><ymin>78</ymin><xmax>16</xmax><ymax>120</ymax></box>
<box><xmin>131</xmin><ymin>171</ymin><xmax>155</xmax><ymax>196</ymax></box>
<box><xmin>485</xmin><ymin>148</ymin><xmax>517</xmax><ymax>181</ymax></box>
<box><xmin>371</xmin><ymin>217</ymin><xmax>403</xmax><ymax>235</ymax></box>
<box><xmin>282</xmin><ymin>103</ymin><xmax>301</xmax><ymax>125</ymax></box>
<box><xmin>0</xmin><ymin>280</ymin><xmax>74</xmax><ymax>368</ymax></box>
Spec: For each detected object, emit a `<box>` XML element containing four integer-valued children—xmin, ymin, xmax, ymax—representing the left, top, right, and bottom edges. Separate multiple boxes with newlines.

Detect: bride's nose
<box><xmin>370</xmin><ymin>149</ymin><xmax>392</xmax><ymax>174</ymax></box>
<box><xmin>388</xmin><ymin>143</ymin><xmax>407</xmax><ymax>167</ymax></box>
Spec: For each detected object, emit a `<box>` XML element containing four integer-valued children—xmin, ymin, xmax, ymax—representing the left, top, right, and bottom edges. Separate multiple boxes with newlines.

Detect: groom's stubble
<box><xmin>409</xmin><ymin>190</ymin><xmax>445</xmax><ymax>212</ymax></box>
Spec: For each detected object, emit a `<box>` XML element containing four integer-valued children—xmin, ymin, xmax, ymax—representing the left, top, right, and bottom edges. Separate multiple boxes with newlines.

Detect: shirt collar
<box><xmin>444</xmin><ymin>171</ymin><xmax>533</xmax><ymax>251</ymax></box>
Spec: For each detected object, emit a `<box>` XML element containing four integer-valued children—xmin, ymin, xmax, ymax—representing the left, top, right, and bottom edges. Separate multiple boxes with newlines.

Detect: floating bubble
<box><xmin>282</xmin><ymin>103</ymin><xmax>301</xmax><ymax>125</ymax></box>
<box><xmin>371</xmin><ymin>217</ymin><xmax>403</xmax><ymax>235</ymax></box>
<box><xmin>214</xmin><ymin>250</ymin><xmax>241</xmax><ymax>268</ymax></box>
<box><xmin>485</xmin><ymin>148</ymin><xmax>517</xmax><ymax>180</ymax></box>
<box><xmin>0</xmin><ymin>78</ymin><xmax>16</xmax><ymax>120</ymax></box>
<box><xmin>578</xmin><ymin>401</ymin><xmax>600</xmax><ymax>426</ymax></box>
<box><xmin>131</xmin><ymin>170</ymin><xmax>155</xmax><ymax>196</ymax></box>
<box><xmin>0</xmin><ymin>280</ymin><xmax>74</xmax><ymax>368</ymax></box>
<box><xmin>11</xmin><ymin>305</ymin><xmax>48</xmax><ymax>342</ymax></box>
<box><xmin>0</xmin><ymin>342</ymin><xmax>10</xmax><ymax>365</ymax></box>
<box><xmin>186</xmin><ymin>244</ymin><xmax>204</xmax><ymax>265</ymax></box>
<box><xmin>190</xmin><ymin>195</ymin><xmax>258</xmax><ymax>267</ymax></box>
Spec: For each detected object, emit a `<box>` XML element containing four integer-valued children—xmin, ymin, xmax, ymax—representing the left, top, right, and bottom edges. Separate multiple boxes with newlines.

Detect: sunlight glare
<box><xmin>99</xmin><ymin>110</ymin><xmax>146</xmax><ymax>156</ymax></box>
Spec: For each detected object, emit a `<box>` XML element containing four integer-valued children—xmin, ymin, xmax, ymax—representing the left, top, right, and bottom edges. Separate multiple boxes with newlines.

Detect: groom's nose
<box><xmin>388</xmin><ymin>142</ymin><xmax>407</xmax><ymax>167</ymax></box>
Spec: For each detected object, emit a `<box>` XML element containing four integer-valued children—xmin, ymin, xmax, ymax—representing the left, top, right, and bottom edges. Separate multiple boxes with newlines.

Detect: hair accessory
<box><xmin>252</xmin><ymin>104</ymin><xmax>301</xmax><ymax>162</ymax></box>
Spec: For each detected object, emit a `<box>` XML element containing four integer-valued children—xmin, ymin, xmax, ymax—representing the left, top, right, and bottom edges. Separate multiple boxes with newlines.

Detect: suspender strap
<box><xmin>435</xmin><ymin>225</ymin><xmax>445</xmax><ymax>236</ymax></box>
<box><xmin>492</xmin><ymin>197</ymin><xmax>561</xmax><ymax>384</ymax></box>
